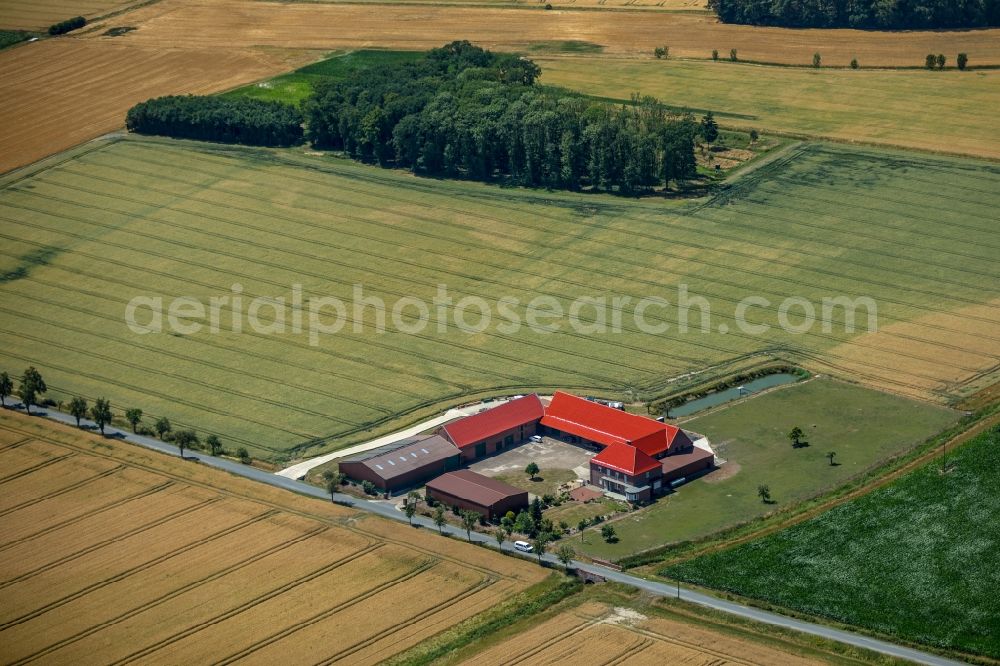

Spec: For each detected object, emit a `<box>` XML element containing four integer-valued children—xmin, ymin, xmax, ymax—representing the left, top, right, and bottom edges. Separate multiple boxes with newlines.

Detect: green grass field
<box><xmin>663</xmin><ymin>424</ymin><xmax>1000</xmax><ymax>659</ymax></box>
<box><xmin>538</xmin><ymin>57</ymin><xmax>1000</xmax><ymax>160</ymax></box>
<box><xmin>0</xmin><ymin>136</ymin><xmax>995</xmax><ymax>461</ymax></box>
<box><xmin>564</xmin><ymin>377</ymin><xmax>957</xmax><ymax>558</ymax></box>
<box><xmin>224</xmin><ymin>49</ymin><xmax>422</xmax><ymax>105</ymax></box>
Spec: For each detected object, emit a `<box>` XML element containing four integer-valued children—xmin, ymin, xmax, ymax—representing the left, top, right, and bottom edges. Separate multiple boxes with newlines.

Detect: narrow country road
<box><xmin>19</xmin><ymin>403</ymin><xmax>966</xmax><ymax>666</ymax></box>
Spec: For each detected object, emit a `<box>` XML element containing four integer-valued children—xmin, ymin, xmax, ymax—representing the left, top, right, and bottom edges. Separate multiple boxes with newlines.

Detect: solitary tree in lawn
<box><xmin>125</xmin><ymin>408</ymin><xmax>143</xmax><ymax>433</ymax></box>
<box><xmin>556</xmin><ymin>544</ymin><xmax>575</xmax><ymax>569</ymax></box>
<box><xmin>757</xmin><ymin>484</ymin><xmax>772</xmax><ymax>503</ymax></box>
<box><xmin>154</xmin><ymin>416</ymin><xmax>172</xmax><ymax>440</ymax></box>
<box><xmin>404</xmin><ymin>490</ymin><xmax>420</xmax><ymax>526</ymax></box>
<box><xmin>0</xmin><ymin>371</ymin><xmax>12</xmax><ymax>407</ymax></box>
<box><xmin>18</xmin><ymin>366</ymin><xmax>46</xmax><ymax>415</ymax></box>
<box><xmin>525</xmin><ymin>462</ymin><xmax>540</xmax><ymax>481</ymax></box>
<box><xmin>68</xmin><ymin>397</ymin><xmax>88</xmax><ymax>427</ymax></box>
<box><xmin>788</xmin><ymin>426</ymin><xmax>805</xmax><ymax>447</ymax></box>
<box><xmin>90</xmin><ymin>398</ymin><xmax>112</xmax><ymax>435</ymax></box>
<box><xmin>460</xmin><ymin>510</ymin><xmax>479</xmax><ymax>541</ymax></box>
<box><xmin>175</xmin><ymin>430</ymin><xmax>198</xmax><ymax>458</ymax></box>
<box><xmin>826</xmin><ymin>451</ymin><xmax>837</xmax><ymax>466</ymax></box>
<box><xmin>433</xmin><ymin>505</ymin><xmax>447</xmax><ymax>534</ymax></box>
<box><xmin>601</xmin><ymin>524</ymin><xmax>618</xmax><ymax>543</ymax></box>
<box><xmin>495</xmin><ymin>526</ymin><xmax>509</xmax><ymax>550</ymax></box>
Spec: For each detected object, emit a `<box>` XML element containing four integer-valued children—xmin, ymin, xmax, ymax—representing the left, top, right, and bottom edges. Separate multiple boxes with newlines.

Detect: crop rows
<box><xmin>0</xmin><ymin>138</ymin><xmax>996</xmax><ymax>456</ymax></box>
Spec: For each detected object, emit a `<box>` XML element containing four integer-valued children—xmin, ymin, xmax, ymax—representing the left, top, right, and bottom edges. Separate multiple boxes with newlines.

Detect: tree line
<box><xmin>306</xmin><ymin>41</ymin><xmax>700</xmax><ymax>195</ymax></box>
<box><xmin>709</xmin><ymin>0</ymin><xmax>999</xmax><ymax>29</ymax></box>
<box><xmin>49</xmin><ymin>16</ymin><xmax>86</xmax><ymax>36</ymax></box>
<box><xmin>0</xmin><ymin>367</ymin><xmax>247</xmax><ymax>462</ymax></box>
<box><xmin>126</xmin><ymin>96</ymin><xmax>304</xmax><ymax>147</ymax></box>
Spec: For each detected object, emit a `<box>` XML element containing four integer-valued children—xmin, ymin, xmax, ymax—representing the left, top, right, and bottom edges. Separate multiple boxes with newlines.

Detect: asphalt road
<box><xmin>23</xmin><ymin>404</ymin><xmax>966</xmax><ymax>666</ymax></box>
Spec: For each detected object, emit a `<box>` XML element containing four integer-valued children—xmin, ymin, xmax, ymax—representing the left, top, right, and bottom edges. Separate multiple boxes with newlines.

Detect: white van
<box><xmin>513</xmin><ymin>540</ymin><xmax>533</xmax><ymax>553</ymax></box>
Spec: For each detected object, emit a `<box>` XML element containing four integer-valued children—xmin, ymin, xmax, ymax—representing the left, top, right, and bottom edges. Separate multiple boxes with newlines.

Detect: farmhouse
<box><xmin>338</xmin><ymin>434</ymin><xmax>461</xmax><ymax>494</ymax></box>
<box><xmin>438</xmin><ymin>394</ymin><xmax>544</xmax><ymax>462</ymax></box>
<box><xmin>540</xmin><ymin>391</ymin><xmax>706</xmax><ymax>502</ymax></box>
<box><xmin>425</xmin><ymin>469</ymin><xmax>529</xmax><ymax>521</ymax></box>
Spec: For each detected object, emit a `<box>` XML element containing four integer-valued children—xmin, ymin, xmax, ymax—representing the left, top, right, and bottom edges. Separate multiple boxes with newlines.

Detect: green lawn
<box><xmin>538</xmin><ymin>56</ymin><xmax>1000</xmax><ymax>160</ymax></box>
<box><xmin>495</xmin><ymin>469</ymin><xmax>577</xmax><ymax>498</ymax></box>
<box><xmin>664</xmin><ymin>424</ymin><xmax>1000</xmax><ymax>660</ymax></box>
<box><xmin>223</xmin><ymin>49</ymin><xmax>423</xmax><ymax>105</ymax></box>
<box><xmin>0</xmin><ymin>136</ymin><xmax>994</xmax><ymax>461</ymax></box>
<box><xmin>565</xmin><ymin>378</ymin><xmax>958</xmax><ymax>559</ymax></box>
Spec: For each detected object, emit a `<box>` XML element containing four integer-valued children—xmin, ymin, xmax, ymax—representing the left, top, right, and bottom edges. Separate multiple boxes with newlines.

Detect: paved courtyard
<box><xmin>467</xmin><ymin>436</ymin><xmax>596</xmax><ymax>481</ymax></box>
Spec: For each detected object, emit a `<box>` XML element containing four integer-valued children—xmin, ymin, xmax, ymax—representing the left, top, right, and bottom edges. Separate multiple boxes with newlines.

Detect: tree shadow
<box><xmin>792</xmin><ymin>440</ymin><xmax>810</xmax><ymax>449</ymax></box>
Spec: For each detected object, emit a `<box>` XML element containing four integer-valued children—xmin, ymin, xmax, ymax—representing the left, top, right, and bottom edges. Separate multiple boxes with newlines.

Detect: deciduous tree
<box><xmin>90</xmin><ymin>398</ymin><xmax>112</xmax><ymax>436</ymax></box>
<box><xmin>125</xmin><ymin>407</ymin><xmax>143</xmax><ymax>433</ymax></box>
<box><xmin>0</xmin><ymin>372</ymin><xmax>12</xmax><ymax>408</ymax></box>
<box><xmin>68</xmin><ymin>397</ymin><xmax>88</xmax><ymax>427</ymax></box>
<box><xmin>18</xmin><ymin>366</ymin><xmax>46</xmax><ymax>415</ymax></box>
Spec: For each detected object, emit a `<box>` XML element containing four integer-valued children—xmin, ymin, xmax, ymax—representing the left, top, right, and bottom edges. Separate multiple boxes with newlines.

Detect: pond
<box><xmin>670</xmin><ymin>373</ymin><xmax>801</xmax><ymax>417</ymax></box>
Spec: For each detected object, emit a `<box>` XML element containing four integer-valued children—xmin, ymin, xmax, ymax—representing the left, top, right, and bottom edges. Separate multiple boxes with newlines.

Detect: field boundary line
<box><xmin>0</xmin><ymin>479</ymin><xmax>176</xmax><ymax>553</ymax></box>
<box><xmin>0</xmin><ymin>464</ymin><xmax>124</xmax><ymax>518</ymax></box>
<box><xmin>112</xmin><ymin>541</ymin><xmax>388</xmax><ymax>665</ymax></box>
<box><xmin>0</xmin><ymin>496</ymin><xmax>220</xmax><ymax>590</ymax></box>
<box><xmin>1</xmin><ymin>507</ymin><xmax>276</xmax><ymax>635</ymax></box>
<box><xmin>0</xmin><ymin>450</ymin><xmax>76</xmax><ymax>483</ymax></box>
<box><xmin>322</xmin><ymin>574</ymin><xmax>499</xmax><ymax>664</ymax></box>
<box><xmin>13</xmin><ymin>524</ymin><xmax>333</xmax><ymax>665</ymax></box>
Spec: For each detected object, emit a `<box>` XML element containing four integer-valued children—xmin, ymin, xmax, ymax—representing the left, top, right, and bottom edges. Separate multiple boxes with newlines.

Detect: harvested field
<box><xmin>0</xmin><ymin>410</ymin><xmax>546</xmax><ymax>665</ymax></box>
<box><xmin>0</xmin><ymin>137</ymin><xmax>996</xmax><ymax>459</ymax></box>
<box><xmin>465</xmin><ymin>601</ymin><xmax>828</xmax><ymax>664</ymax></box>
<box><xmin>0</xmin><ymin>39</ymin><xmax>313</xmax><ymax>174</ymax></box>
<box><xmin>101</xmin><ymin>0</ymin><xmax>1000</xmax><ymax>66</ymax></box>
<box><xmin>540</xmin><ymin>57</ymin><xmax>1000</xmax><ymax>160</ymax></box>
<box><xmin>0</xmin><ymin>0</ymin><xmax>141</xmax><ymax>30</ymax></box>
<box><xmin>285</xmin><ymin>0</ymin><xmax>711</xmax><ymax>11</ymax></box>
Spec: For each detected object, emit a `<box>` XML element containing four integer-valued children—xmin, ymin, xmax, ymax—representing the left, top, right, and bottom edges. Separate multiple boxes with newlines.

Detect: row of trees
<box><xmin>0</xmin><ymin>367</ymin><xmax>241</xmax><ymax>461</ymax></box>
<box><xmin>126</xmin><ymin>95</ymin><xmax>304</xmax><ymax>147</ymax></box>
<box><xmin>926</xmin><ymin>53</ymin><xmax>969</xmax><ymax>69</ymax></box>
<box><xmin>306</xmin><ymin>41</ymin><xmax>701</xmax><ymax>195</ymax></box>
<box><xmin>710</xmin><ymin>0</ymin><xmax>999</xmax><ymax>29</ymax></box>
<box><xmin>49</xmin><ymin>16</ymin><xmax>86</xmax><ymax>36</ymax></box>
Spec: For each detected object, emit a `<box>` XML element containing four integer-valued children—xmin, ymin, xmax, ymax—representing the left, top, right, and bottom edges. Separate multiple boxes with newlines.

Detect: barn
<box><xmin>337</xmin><ymin>434</ymin><xmax>461</xmax><ymax>494</ymax></box>
<box><xmin>438</xmin><ymin>394</ymin><xmax>545</xmax><ymax>462</ymax></box>
<box><xmin>425</xmin><ymin>469</ymin><xmax>528</xmax><ymax>521</ymax></box>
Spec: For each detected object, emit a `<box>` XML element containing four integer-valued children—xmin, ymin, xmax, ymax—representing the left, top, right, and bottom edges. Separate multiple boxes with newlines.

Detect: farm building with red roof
<box><xmin>540</xmin><ymin>391</ymin><xmax>707</xmax><ymax>502</ymax></box>
<box><xmin>438</xmin><ymin>394</ymin><xmax>545</xmax><ymax>462</ymax></box>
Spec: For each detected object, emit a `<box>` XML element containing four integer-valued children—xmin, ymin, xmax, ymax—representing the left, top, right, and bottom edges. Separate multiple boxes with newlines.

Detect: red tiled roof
<box><xmin>590</xmin><ymin>442</ymin><xmax>661</xmax><ymax>476</ymax></box>
<box><xmin>441</xmin><ymin>394</ymin><xmax>544</xmax><ymax>448</ymax></box>
<box><xmin>426</xmin><ymin>470</ymin><xmax>527</xmax><ymax>506</ymax></box>
<box><xmin>540</xmin><ymin>391</ymin><xmax>664</xmax><ymax>447</ymax></box>
<box><xmin>633</xmin><ymin>424</ymin><xmax>691</xmax><ymax>458</ymax></box>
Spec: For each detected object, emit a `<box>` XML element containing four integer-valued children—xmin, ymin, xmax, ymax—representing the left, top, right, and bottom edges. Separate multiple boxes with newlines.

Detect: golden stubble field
<box><xmin>95</xmin><ymin>0</ymin><xmax>1000</xmax><ymax>66</ymax></box>
<box><xmin>0</xmin><ymin>39</ymin><xmax>315</xmax><ymax>175</ymax></box>
<box><xmin>0</xmin><ymin>410</ymin><xmax>545</xmax><ymax>665</ymax></box>
<box><xmin>465</xmin><ymin>601</ymin><xmax>829</xmax><ymax>665</ymax></box>
<box><xmin>0</xmin><ymin>0</ymin><xmax>144</xmax><ymax>30</ymax></box>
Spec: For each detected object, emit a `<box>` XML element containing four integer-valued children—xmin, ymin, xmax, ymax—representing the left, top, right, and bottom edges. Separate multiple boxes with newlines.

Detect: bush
<box><xmin>236</xmin><ymin>446</ymin><xmax>251</xmax><ymax>464</ymax></box>
<box><xmin>729</xmin><ymin>48</ymin><xmax>738</xmax><ymax>62</ymax></box>
<box><xmin>812</xmin><ymin>52</ymin><xmax>821</xmax><ymax>67</ymax></box>
<box><xmin>48</xmin><ymin>16</ymin><xmax>86</xmax><ymax>36</ymax></box>
<box><xmin>361</xmin><ymin>480</ymin><xmax>378</xmax><ymax>495</ymax></box>
<box><xmin>850</xmin><ymin>58</ymin><xmax>859</xmax><ymax>69</ymax></box>
<box><xmin>126</xmin><ymin>95</ymin><xmax>304</xmax><ymax>147</ymax></box>
<box><xmin>712</xmin><ymin>49</ymin><xmax>719</xmax><ymax>61</ymax></box>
